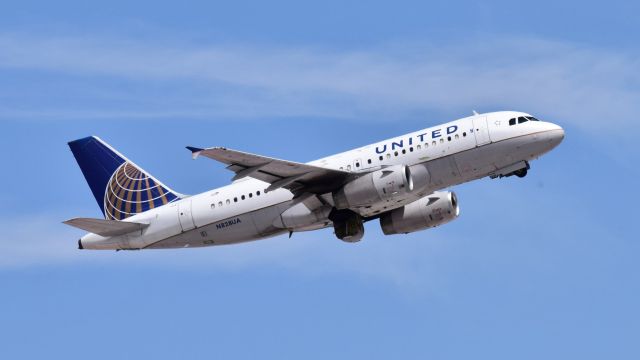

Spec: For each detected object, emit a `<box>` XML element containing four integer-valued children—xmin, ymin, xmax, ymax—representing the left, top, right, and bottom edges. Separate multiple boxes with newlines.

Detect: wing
<box><xmin>187</xmin><ymin>146</ymin><xmax>351</xmax><ymax>195</ymax></box>
<box><xmin>63</xmin><ymin>218</ymin><xmax>149</xmax><ymax>237</ymax></box>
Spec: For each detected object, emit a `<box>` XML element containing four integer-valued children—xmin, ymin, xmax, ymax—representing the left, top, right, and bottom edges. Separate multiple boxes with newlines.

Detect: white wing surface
<box><xmin>187</xmin><ymin>146</ymin><xmax>351</xmax><ymax>195</ymax></box>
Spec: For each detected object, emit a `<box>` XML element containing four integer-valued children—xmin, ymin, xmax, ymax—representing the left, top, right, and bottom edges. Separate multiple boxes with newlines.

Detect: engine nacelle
<box><xmin>333</xmin><ymin>165</ymin><xmax>417</xmax><ymax>209</ymax></box>
<box><xmin>380</xmin><ymin>191</ymin><xmax>460</xmax><ymax>235</ymax></box>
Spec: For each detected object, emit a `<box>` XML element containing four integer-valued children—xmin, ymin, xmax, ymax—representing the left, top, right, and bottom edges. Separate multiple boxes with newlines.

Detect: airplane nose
<box><xmin>551</xmin><ymin>124</ymin><xmax>565</xmax><ymax>144</ymax></box>
<box><xmin>543</xmin><ymin>123</ymin><xmax>565</xmax><ymax>150</ymax></box>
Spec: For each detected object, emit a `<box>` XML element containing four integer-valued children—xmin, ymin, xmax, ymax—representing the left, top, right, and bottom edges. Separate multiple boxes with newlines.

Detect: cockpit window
<box><xmin>509</xmin><ymin>116</ymin><xmax>540</xmax><ymax>126</ymax></box>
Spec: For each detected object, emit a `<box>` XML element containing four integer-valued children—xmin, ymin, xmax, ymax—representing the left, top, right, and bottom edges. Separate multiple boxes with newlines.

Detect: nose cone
<box><xmin>547</xmin><ymin>123</ymin><xmax>565</xmax><ymax>148</ymax></box>
<box><xmin>536</xmin><ymin>122</ymin><xmax>565</xmax><ymax>155</ymax></box>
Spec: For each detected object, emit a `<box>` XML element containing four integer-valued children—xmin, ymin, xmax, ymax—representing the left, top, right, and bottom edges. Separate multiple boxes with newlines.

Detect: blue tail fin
<box><xmin>68</xmin><ymin>136</ymin><xmax>183</xmax><ymax>220</ymax></box>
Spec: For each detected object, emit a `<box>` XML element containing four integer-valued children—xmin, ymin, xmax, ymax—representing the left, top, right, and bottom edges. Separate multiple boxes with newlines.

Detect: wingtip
<box><xmin>186</xmin><ymin>146</ymin><xmax>203</xmax><ymax>160</ymax></box>
<box><xmin>186</xmin><ymin>146</ymin><xmax>203</xmax><ymax>153</ymax></box>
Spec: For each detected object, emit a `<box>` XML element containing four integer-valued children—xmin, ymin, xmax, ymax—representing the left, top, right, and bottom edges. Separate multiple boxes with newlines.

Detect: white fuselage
<box><xmin>80</xmin><ymin>111</ymin><xmax>564</xmax><ymax>250</ymax></box>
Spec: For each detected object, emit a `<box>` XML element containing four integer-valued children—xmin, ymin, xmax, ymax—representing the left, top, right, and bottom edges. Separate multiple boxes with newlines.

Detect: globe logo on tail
<box><xmin>104</xmin><ymin>162</ymin><xmax>179</xmax><ymax>220</ymax></box>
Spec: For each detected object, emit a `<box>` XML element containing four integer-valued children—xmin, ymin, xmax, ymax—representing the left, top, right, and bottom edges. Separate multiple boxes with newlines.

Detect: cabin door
<box><xmin>472</xmin><ymin>116</ymin><xmax>492</xmax><ymax>146</ymax></box>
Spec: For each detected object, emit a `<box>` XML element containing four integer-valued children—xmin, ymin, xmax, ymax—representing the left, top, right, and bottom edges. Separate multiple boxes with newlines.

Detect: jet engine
<box><xmin>333</xmin><ymin>164</ymin><xmax>429</xmax><ymax>209</ymax></box>
<box><xmin>380</xmin><ymin>191</ymin><xmax>460</xmax><ymax>235</ymax></box>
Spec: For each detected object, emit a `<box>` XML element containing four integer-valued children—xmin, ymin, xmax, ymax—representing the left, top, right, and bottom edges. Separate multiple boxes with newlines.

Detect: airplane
<box><xmin>64</xmin><ymin>111</ymin><xmax>564</xmax><ymax>250</ymax></box>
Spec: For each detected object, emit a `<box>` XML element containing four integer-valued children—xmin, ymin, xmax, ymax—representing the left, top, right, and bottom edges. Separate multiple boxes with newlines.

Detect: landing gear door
<box><xmin>472</xmin><ymin>116</ymin><xmax>492</xmax><ymax>146</ymax></box>
<box><xmin>178</xmin><ymin>199</ymin><xmax>196</xmax><ymax>232</ymax></box>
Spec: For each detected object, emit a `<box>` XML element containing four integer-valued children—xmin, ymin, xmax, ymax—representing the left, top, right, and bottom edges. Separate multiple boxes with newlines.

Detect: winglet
<box><xmin>186</xmin><ymin>146</ymin><xmax>204</xmax><ymax>160</ymax></box>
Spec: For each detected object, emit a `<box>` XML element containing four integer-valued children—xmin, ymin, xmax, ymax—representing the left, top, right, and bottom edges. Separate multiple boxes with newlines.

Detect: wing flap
<box><xmin>63</xmin><ymin>218</ymin><xmax>149</xmax><ymax>237</ymax></box>
<box><xmin>188</xmin><ymin>147</ymin><xmax>350</xmax><ymax>194</ymax></box>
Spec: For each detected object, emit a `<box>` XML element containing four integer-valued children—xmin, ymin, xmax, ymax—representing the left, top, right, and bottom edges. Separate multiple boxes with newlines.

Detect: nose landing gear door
<box><xmin>178</xmin><ymin>199</ymin><xmax>196</xmax><ymax>232</ymax></box>
<box><xmin>472</xmin><ymin>116</ymin><xmax>492</xmax><ymax>146</ymax></box>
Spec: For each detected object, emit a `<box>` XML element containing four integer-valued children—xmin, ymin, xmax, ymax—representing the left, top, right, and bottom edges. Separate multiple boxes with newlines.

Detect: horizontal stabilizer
<box><xmin>63</xmin><ymin>218</ymin><xmax>149</xmax><ymax>237</ymax></box>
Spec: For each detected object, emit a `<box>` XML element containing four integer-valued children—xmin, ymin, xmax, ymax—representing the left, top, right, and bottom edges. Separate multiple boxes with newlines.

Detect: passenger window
<box><xmin>355</xmin><ymin>162</ymin><xmax>360</xmax><ymax>168</ymax></box>
<box><xmin>409</xmin><ymin>147</ymin><xmax>413</xmax><ymax>152</ymax></box>
<box><xmin>347</xmin><ymin>165</ymin><xmax>352</xmax><ymax>170</ymax></box>
<box><xmin>378</xmin><ymin>155</ymin><xmax>383</xmax><ymax>161</ymax></box>
<box><xmin>386</xmin><ymin>154</ymin><xmax>391</xmax><ymax>159</ymax></box>
<box><xmin>463</xmin><ymin>132</ymin><xmax>467</xmax><ymax>137</ymax></box>
<box><xmin>447</xmin><ymin>136</ymin><xmax>451</xmax><ymax>141</ymax></box>
<box><xmin>257</xmin><ymin>191</ymin><xmax>261</xmax><ymax>196</ymax></box>
<box><xmin>211</xmin><ymin>203</ymin><xmax>215</xmax><ymax>209</ymax></box>
<box><xmin>234</xmin><ymin>197</ymin><xmax>238</xmax><ymax>202</ymax></box>
<box><xmin>367</xmin><ymin>159</ymin><xmax>372</xmax><ymax>164</ymax></box>
<box><xmin>432</xmin><ymin>141</ymin><xmax>436</xmax><ymax>146</ymax></box>
<box><xmin>518</xmin><ymin>117</ymin><xmax>528</xmax><ymax>124</ymax></box>
<box><xmin>401</xmin><ymin>149</ymin><xmax>406</xmax><ymax>154</ymax></box>
<box><xmin>417</xmin><ymin>145</ymin><xmax>421</xmax><ymax>150</ymax></box>
<box><xmin>455</xmin><ymin>134</ymin><xmax>459</xmax><ymax>139</ymax></box>
<box><xmin>249</xmin><ymin>193</ymin><xmax>253</xmax><ymax>198</ymax></box>
<box><xmin>226</xmin><ymin>199</ymin><xmax>230</xmax><ymax>205</ymax></box>
<box><xmin>440</xmin><ymin>138</ymin><xmax>444</xmax><ymax>144</ymax></box>
<box><xmin>394</xmin><ymin>151</ymin><xmax>398</xmax><ymax>156</ymax></box>
<box><xmin>509</xmin><ymin>118</ymin><xmax>516</xmax><ymax>126</ymax></box>
<box><xmin>218</xmin><ymin>201</ymin><xmax>223</xmax><ymax>207</ymax></box>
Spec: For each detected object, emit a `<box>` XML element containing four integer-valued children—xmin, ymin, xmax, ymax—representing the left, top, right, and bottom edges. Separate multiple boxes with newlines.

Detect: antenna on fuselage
<box><xmin>472</xmin><ymin>110</ymin><xmax>480</xmax><ymax>116</ymax></box>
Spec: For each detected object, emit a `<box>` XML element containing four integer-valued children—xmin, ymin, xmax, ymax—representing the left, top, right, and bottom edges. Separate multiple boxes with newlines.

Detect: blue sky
<box><xmin>1</xmin><ymin>1</ymin><xmax>639</xmax><ymax>359</ymax></box>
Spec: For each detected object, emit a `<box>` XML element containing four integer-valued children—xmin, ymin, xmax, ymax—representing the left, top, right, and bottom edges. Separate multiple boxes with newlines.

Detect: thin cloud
<box><xmin>0</xmin><ymin>214</ymin><xmax>448</xmax><ymax>292</ymax></box>
<box><xmin>0</xmin><ymin>33</ymin><xmax>638</xmax><ymax>136</ymax></box>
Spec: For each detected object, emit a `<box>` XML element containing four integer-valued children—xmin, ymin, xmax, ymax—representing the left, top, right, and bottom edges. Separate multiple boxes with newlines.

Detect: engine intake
<box><xmin>380</xmin><ymin>191</ymin><xmax>460</xmax><ymax>235</ymax></box>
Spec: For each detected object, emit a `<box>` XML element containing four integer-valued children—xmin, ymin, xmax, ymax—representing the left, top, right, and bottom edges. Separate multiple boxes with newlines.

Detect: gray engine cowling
<box><xmin>333</xmin><ymin>165</ymin><xmax>426</xmax><ymax>209</ymax></box>
<box><xmin>380</xmin><ymin>191</ymin><xmax>460</xmax><ymax>235</ymax></box>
